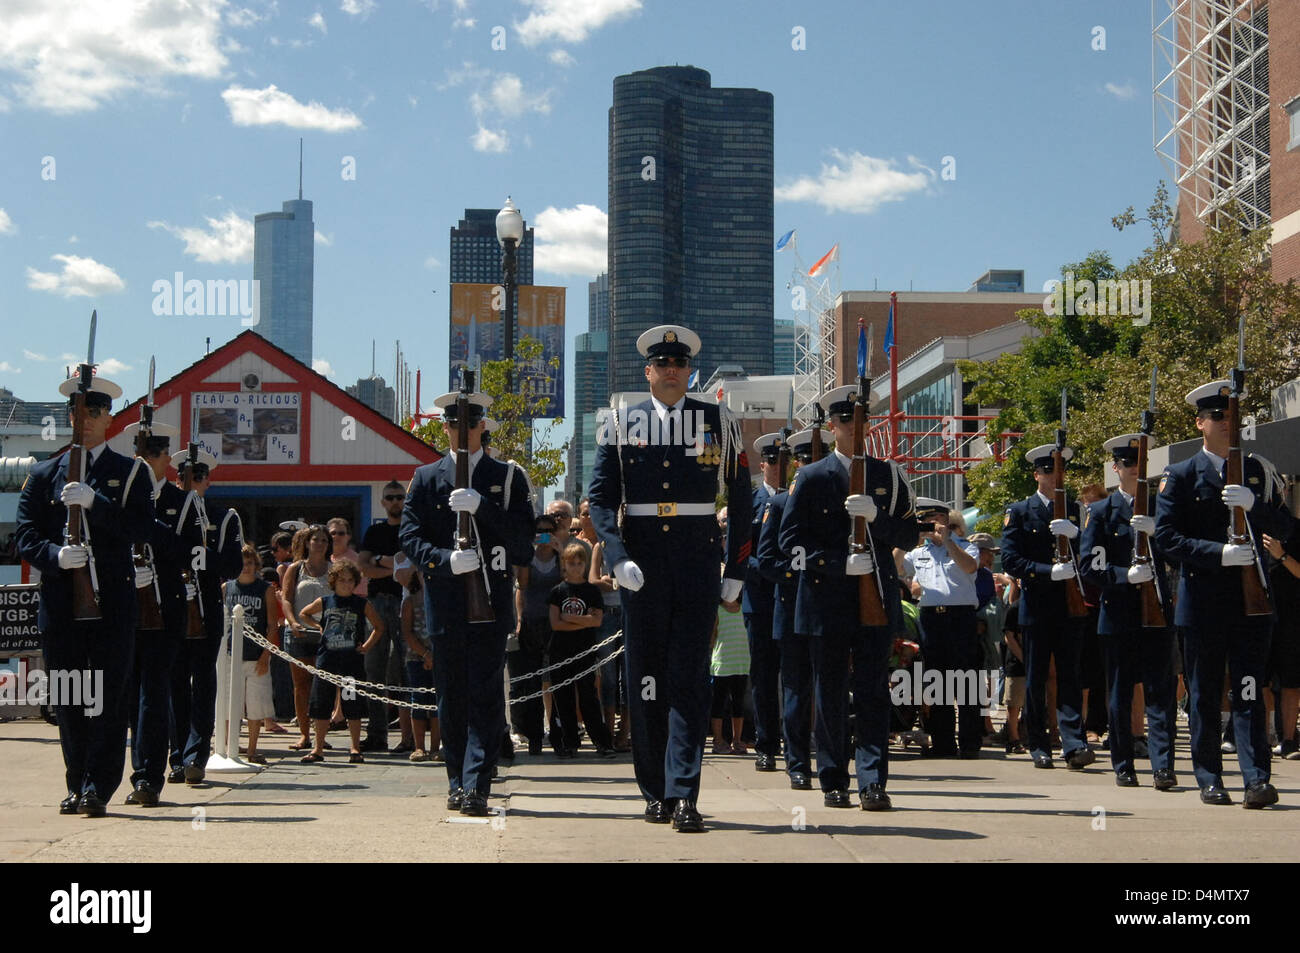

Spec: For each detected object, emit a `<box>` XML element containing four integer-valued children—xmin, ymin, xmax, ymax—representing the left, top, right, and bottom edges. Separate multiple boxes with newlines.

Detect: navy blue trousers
<box><xmin>779</xmin><ymin>633</ymin><xmax>814</xmax><ymax>776</ymax></box>
<box><xmin>1102</xmin><ymin>628</ymin><xmax>1176</xmax><ymax>776</ymax></box>
<box><xmin>811</xmin><ymin>622</ymin><xmax>894</xmax><ymax>792</ymax></box>
<box><xmin>1182</xmin><ymin>618</ymin><xmax>1271</xmax><ymax>789</ymax></box>
<box><xmin>918</xmin><ymin>605</ymin><xmax>985</xmax><ymax>754</ymax></box>
<box><xmin>430</xmin><ymin>618</ymin><xmax>507</xmax><ymax>797</ymax></box>
<box><xmin>129</xmin><ymin>628</ymin><xmax>180</xmax><ymax>790</ymax></box>
<box><xmin>745</xmin><ymin>613</ymin><xmax>781</xmax><ymax>757</ymax></box>
<box><xmin>169</xmin><ymin>625</ymin><xmax>221</xmax><ymax>771</ymax></box>
<box><xmin>1023</xmin><ymin>616</ymin><xmax>1086</xmax><ymax>760</ymax></box>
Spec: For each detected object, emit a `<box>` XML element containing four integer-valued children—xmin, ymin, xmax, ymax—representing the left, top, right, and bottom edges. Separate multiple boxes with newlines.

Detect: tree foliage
<box><xmin>960</xmin><ymin>183</ymin><xmax>1300</xmax><ymax>534</ymax></box>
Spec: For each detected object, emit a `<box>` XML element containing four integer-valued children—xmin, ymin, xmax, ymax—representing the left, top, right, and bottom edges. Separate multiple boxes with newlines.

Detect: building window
<box><xmin>1289</xmin><ymin>97</ymin><xmax>1300</xmax><ymax>152</ymax></box>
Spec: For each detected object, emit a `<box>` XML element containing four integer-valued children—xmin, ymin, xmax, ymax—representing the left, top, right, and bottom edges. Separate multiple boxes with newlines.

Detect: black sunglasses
<box><xmin>383</xmin><ymin>494</ymin><xmax>404</xmax><ymax>501</ymax></box>
<box><xmin>1199</xmin><ymin>409</ymin><xmax>1227</xmax><ymax>422</ymax></box>
<box><xmin>649</xmin><ymin>356</ymin><xmax>689</xmax><ymax>369</ymax></box>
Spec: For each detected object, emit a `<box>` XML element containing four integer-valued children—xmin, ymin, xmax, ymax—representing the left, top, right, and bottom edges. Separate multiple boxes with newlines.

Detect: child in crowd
<box><xmin>298</xmin><ymin>560</ymin><xmax>382</xmax><ymax>764</ymax></box>
<box><xmin>547</xmin><ymin>543</ymin><xmax>616</xmax><ymax>758</ymax></box>
<box><xmin>401</xmin><ymin>569</ymin><xmax>440</xmax><ymax>762</ymax></box>
<box><xmin>219</xmin><ymin>544</ymin><xmax>282</xmax><ymax>765</ymax></box>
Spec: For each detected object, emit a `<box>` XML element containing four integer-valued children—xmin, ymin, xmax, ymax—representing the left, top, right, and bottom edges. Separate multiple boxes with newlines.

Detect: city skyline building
<box><xmin>607</xmin><ymin>65</ymin><xmax>774</xmax><ymax>394</ymax></box>
<box><xmin>449</xmin><ymin>208</ymin><xmax>534</xmax><ymax>286</ymax></box>
<box><xmin>253</xmin><ymin>151</ymin><xmax>314</xmax><ymax>364</ymax></box>
<box><xmin>346</xmin><ymin>374</ymin><xmax>396</xmax><ymax>422</ymax></box>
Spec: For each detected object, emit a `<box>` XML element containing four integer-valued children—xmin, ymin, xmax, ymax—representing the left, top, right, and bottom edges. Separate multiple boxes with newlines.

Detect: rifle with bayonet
<box><xmin>778</xmin><ymin>386</ymin><xmax>793</xmax><ymax>490</ymax></box>
<box><xmin>1135</xmin><ymin>367</ymin><xmax>1167</xmax><ymax>629</ymax></box>
<box><xmin>851</xmin><ymin>317</ymin><xmax>889</xmax><ymax>627</ymax></box>
<box><xmin>1054</xmin><ymin>389</ymin><xmax>1088</xmax><ymax>618</ymax></box>
<box><xmin>1227</xmin><ymin>315</ymin><xmax>1272</xmax><ymax>617</ymax></box>
<box><xmin>133</xmin><ymin>356</ymin><xmax>165</xmax><ymax>630</ymax></box>
<box><xmin>456</xmin><ymin>368</ymin><xmax>495</xmax><ymax>623</ymax></box>
<box><xmin>66</xmin><ymin>311</ymin><xmax>102</xmax><ymax>621</ymax></box>
<box><xmin>179</xmin><ymin>443</ymin><xmax>205</xmax><ymax>638</ymax></box>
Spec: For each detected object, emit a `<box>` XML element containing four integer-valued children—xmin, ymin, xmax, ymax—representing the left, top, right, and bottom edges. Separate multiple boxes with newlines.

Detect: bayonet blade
<box><xmin>147</xmin><ymin>356</ymin><xmax>156</xmax><ymax>407</ymax></box>
<box><xmin>87</xmin><ymin>310</ymin><xmax>97</xmax><ymax>366</ymax></box>
<box><xmin>1060</xmin><ymin>388</ymin><xmax>1068</xmax><ymax>429</ymax></box>
<box><xmin>785</xmin><ymin>385</ymin><xmax>794</xmax><ymax>432</ymax></box>
<box><xmin>1237</xmin><ymin>312</ymin><xmax>1247</xmax><ymax>371</ymax></box>
<box><xmin>1149</xmin><ymin>366</ymin><xmax>1158</xmax><ymax>411</ymax></box>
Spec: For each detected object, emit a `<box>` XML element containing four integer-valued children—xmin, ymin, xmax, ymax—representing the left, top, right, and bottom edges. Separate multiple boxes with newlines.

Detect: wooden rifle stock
<box><xmin>1052</xmin><ymin>448</ymin><xmax>1088</xmax><ymax>618</ymax></box>
<box><xmin>66</xmin><ymin>389</ymin><xmax>102</xmax><ymax>621</ymax></box>
<box><xmin>1227</xmin><ymin>388</ymin><xmax>1272</xmax><ymax>617</ymax></box>
<box><xmin>1134</xmin><ymin>433</ymin><xmax>1167</xmax><ymax>629</ymax></box>
<box><xmin>456</xmin><ymin>388</ymin><xmax>495</xmax><ymax>623</ymax></box>
<box><xmin>851</xmin><ymin>393</ymin><xmax>889</xmax><ymax>627</ymax></box>
<box><xmin>132</xmin><ymin>428</ymin><xmax>164</xmax><ymax>630</ymax></box>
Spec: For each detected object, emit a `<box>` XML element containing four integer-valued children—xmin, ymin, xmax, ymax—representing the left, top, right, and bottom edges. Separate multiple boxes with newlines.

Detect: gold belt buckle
<box><xmin>657</xmin><ymin>502</ymin><xmax>678</xmax><ymax>517</ymax></box>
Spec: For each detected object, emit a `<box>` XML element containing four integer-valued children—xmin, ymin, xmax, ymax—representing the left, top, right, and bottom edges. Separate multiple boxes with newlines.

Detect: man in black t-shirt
<box><xmin>358</xmin><ymin>480</ymin><xmax>410</xmax><ymax>752</ymax></box>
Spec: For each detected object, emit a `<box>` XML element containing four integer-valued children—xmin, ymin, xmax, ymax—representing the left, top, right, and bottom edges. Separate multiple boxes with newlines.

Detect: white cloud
<box><xmin>549</xmin><ymin>49</ymin><xmax>575</xmax><ymax>67</ymax></box>
<box><xmin>0</xmin><ymin>0</ymin><xmax>229</xmax><ymax>112</ymax></box>
<box><xmin>437</xmin><ymin>61</ymin><xmax>489</xmax><ymax>91</ymax></box>
<box><xmin>0</xmin><ymin>208</ymin><xmax>13</xmax><ymax>234</ymax></box>
<box><xmin>309</xmin><ymin>11</ymin><xmax>327</xmax><ymax>33</ymax></box>
<box><xmin>312</xmin><ymin>358</ymin><xmax>334</xmax><ymax>377</ymax></box>
<box><xmin>0</xmin><ymin>361</ymin><xmax>20</xmax><ymax>374</ymax></box>
<box><xmin>453</xmin><ymin>17</ymin><xmax>476</xmax><ymax>29</ymax></box>
<box><xmin>67</xmin><ymin>234</ymin><xmax>78</xmax><ymax>243</ymax></box>
<box><xmin>471</xmin><ymin>73</ymin><xmax>550</xmax><ymax>118</ymax></box>
<box><xmin>533</xmin><ymin>204</ymin><xmax>607</xmax><ymax>276</ymax></box>
<box><xmin>23</xmin><ymin>349</ymin><xmax>49</xmax><ymax>362</ymax></box>
<box><xmin>775</xmin><ymin>150</ymin><xmax>935</xmax><ymax>214</ymax></box>
<box><xmin>226</xmin><ymin>7</ymin><xmax>265</xmax><ymax>28</ymax></box>
<box><xmin>1104</xmin><ymin>81</ymin><xmax>1136</xmax><ymax>101</ymax></box>
<box><xmin>26</xmin><ymin>254</ymin><xmax>126</xmax><ymax>297</ymax></box>
<box><xmin>149</xmin><ymin>210</ymin><xmax>254</xmax><ymax>263</ymax></box>
<box><xmin>315</xmin><ymin>229</ymin><xmax>332</xmax><ymax>246</ymax></box>
<box><xmin>99</xmin><ymin>357</ymin><xmax>132</xmax><ymax>376</ymax></box>
<box><xmin>407</xmin><ymin>94</ymin><xmax>418</xmax><ymax>107</ymax></box>
<box><xmin>340</xmin><ymin>0</ymin><xmax>376</xmax><ymax>17</ymax></box>
<box><xmin>222</xmin><ymin>84</ymin><xmax>363</xmax><ymax>131</ymax></box>
<box><xmin>424</xmin><ymin>255</ymin><xmax>442</xmax><ymax>269</ymax></box>
<box><xmin>515</xmin><ymin>0</ymin><xmax>641</xmax><ymax>45</ymax></box>
<box><xmin>471</xmin><ymin>125</ymin><xmax>508</xmax><ymax>152</ymax></box>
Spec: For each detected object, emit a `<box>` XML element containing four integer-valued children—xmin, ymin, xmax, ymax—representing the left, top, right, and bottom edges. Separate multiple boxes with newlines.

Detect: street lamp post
<box><xmin>495</xmin><ymin>197</ymin><xmax>524</xmax><ymax>392</ymax></box>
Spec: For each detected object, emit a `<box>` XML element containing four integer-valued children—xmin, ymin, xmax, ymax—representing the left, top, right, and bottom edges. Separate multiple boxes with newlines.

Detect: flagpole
<box><xmin>889</xmin><ymin>291</ymin><xmax>899</xmax><ymax>460</ymax></box>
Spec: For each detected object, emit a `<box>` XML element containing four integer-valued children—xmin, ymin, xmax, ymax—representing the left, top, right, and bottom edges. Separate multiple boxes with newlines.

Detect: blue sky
<box><xmin>0</xmin><ymin>0</ymin><xmax>1166</xmax><ymax>493</ymax></box>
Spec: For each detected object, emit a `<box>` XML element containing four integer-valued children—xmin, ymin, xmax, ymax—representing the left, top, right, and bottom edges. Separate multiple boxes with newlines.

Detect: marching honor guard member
<box><xmin>121</xmin><ymin>420</ymin><xmax>189</xmax><ymax>806</ymax></box>
<box><xmin>757</xmin><ymin>427</ymin><xmax>829</xmax><ymax>791</ymax></box>
<box><xmin>168</xmin><ymin>447</ymin><xmax>244</xmax><ymax>786</ymax></box>
<box><xmin>1155</xmin><ymin>381</ymin><xmax>1293</xmax><ymax>807</ymax></box>
<box><xmin>588</xmin><ymin>325</ymin><xmax>752</xmax><ymax>832</ymax></box>
<box><xmin>745</xmin><ymin>432</ymin><xmax>784</xmax><ymax>772</ymax></box>
<box><xmin>399</xmin><ymin>388</ymin><xmax>534</xmax><ymax>817</ymax></box>
<box><xmin>901</xmin><ymin>497</ymin><xmax>982</xmax><ymax>758</ymax></box>
<box><xmin>778</xmin><ymin>385</ymin><xmax>918</xmax><ymax>811</ymax></box>
<box><xmin>1079</xmin><ymin>434</ymin><xmax>1178</xmax><ymax>790</ymax></box>
<box><xmin>15</xmin><ymin>369</ymin><xmax>154</xmax><ymax>816</ymax></box>
<box><xmin>1000</xmin><ymin>444</ymin><xmax>1093</xmax><ymax>770</ymax></box>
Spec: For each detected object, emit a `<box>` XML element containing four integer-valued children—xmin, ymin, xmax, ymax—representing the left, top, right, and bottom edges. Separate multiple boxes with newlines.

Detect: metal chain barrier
<box><xmin>241</xmin><ymin>625</ymin><xmax>624</xmax><ymax>711</ymax></box>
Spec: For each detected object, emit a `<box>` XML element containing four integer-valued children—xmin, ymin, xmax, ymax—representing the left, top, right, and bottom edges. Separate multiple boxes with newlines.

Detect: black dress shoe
<box><xmin>167</xmin><ymin>767</ymin><xmax>185</xmax><ymax>785</ymax></box>
<box><xmin>823</xmin><ymin>789</ymin><xmax>851</xmax><ymax>808</ymax></box>
<box><xmin>126</xmin><ymin>782</ymin><xmax>159</xmax><ymax>806</ymax></box>
<box><xmin>644</xmin><ymin>800</ymin><xmax>671</xmax><ymax>824</ymax></box>
<box><xmin>671</xmin><ymin>801</ymin><xmax>704</xmax><ymax>832</ymax></box>
<box><xmin>789</xmin><ymin>772</ymin><xmax>812</xmax><ymax>790</ymax></box>
<box><xmin>1115</xmin><ymin>770</ymin><xmax>1139</xmax><ymax>787</ymax></box>
<box><xmin>446</xmin><ymin>788</ymin><xmax>464</xmax><ymax>811</ymax></box>
<box><xmin>460</xmin><ymin>791</ymin><xmax>489</xmax><ymax>816</ymax></box>
<box><xmin>528</xmin><ymin>739</ymin><xmax>544</xmax><ymax>756</ymax></box>
<box><xmin>1200</xmin><ymin>784</ymin><xmax>1232</xmax><ymax>805</ymax></box>
<box><xmin>958</xmin><ymin>750</ymin><xmax>981</xmax><ymax>760</ymax></box>
<box><xmin>78</xmin><ymin>793</ymin><xmax>106</xmax><ymax>818</ymax></box>
<box><xmin>1153</xmin><ymin>768</ymin><xmax>1177</xmax><ymax>791</ymax></box>
<box><xmin>1032</xmin><ymin>754</ymin><xmax>1054</xmax><ymax>769</ymax></box>
<box><xmin>921</xmin><ymin>745</ymin><xmax>958</xmax><ymax>759</ymax></box>
<box><xmin>754</xmin><ymin>752</ymin><xmax>778</xmax><ymax>772</ymax></box>
<box><xmin>183</xmin><ymin>764</ymin><xmax>205</xmax><ymax>785</ymax></box>
<box><xmin>1243</xmin><ymin>782</ymin><xmax>1279</xmax><ymax>810</ymax></box>
<box><xmin>1064</xmin><ymin>747</ymin><xmax>1096</xmax><ymax>770</ymax></box>
<box><xmin>59</xmin><ymin>792</ymin><xmax>80</xmax><ymax>815</ymax></box>
<box><xmin>860</xmin><ymin>784</ymin><xmax>892</xmax><ymax>811</ymax></box>
<box><xmin>359</xmin><ymin>737</ymin><xmax>388</xmax><ymax>753</ymax></box>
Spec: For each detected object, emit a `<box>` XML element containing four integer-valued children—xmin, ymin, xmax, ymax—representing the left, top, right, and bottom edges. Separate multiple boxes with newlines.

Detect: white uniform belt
<box><xmin>625</xmin><ymin>502</ymin><xmax>716</xmax><ymax>517</ymax></box>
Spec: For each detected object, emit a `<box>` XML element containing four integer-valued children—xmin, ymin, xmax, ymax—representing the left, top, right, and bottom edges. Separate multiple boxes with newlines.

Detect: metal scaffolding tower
<box><xmin>780</xmin><ymin>234</ymin><xmax>839</xmax><ymax>427</ymax></box>
<box><xmin>1153</xmin><ymin>0</ymin><xmax>1271</xmax><ymax>230</ymax></box>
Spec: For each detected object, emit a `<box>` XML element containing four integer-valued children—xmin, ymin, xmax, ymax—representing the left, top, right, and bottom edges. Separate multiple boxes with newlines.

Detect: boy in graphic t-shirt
<box><xmin>547</xmin><ymin>543</ymin><xmax>617</xmax><ymax>758</ymax></box>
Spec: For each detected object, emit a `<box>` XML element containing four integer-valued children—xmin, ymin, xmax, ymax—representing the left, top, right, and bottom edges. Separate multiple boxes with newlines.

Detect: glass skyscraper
<box><xmin>449</xmin><ymin>209</ymin><xmax>534</xmax><ymax>286</ymax></box>
<box><xmin>607</xmin><ymin>66</ymin><xmax>774</xmax><ymax>394</ymax></box>
<box><xmin>253</xmin><ymin>198</ymin><xmax>314</xmax><ymax>364</ymax></box>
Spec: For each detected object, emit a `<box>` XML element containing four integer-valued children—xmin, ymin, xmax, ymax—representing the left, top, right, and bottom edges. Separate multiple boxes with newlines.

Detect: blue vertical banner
<box><xmin>856</xmin><ymin>320</ymin><xmax>867</xmax><ymax>379</ymax></box>
<box><xmin>883</xmin><ymin>299</ymin><xmax>895</xmax><ymax>358</ymax></box>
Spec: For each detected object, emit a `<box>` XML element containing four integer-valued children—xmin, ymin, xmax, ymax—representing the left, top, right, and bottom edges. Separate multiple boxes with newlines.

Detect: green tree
<box><xmin>404</xmin><ymin>336</ymin><xmax>570</xmax><ymax>499</ymax></box>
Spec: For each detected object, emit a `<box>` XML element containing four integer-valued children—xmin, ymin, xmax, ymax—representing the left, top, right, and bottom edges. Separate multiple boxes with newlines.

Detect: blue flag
<box><xmin>883</xmin><ymin>300</ymin><xmax>895</xmax><ymax>357</ymax></box>
<box><xmin>688</xmin><ymin>368</ymin><xmax>699</xmax><ymax>390</ymax></box>
<box><xmin>856</xmin><ymin>322</ymin><xmax>867</xmax><ymax>379</ymax></box>
<box><xmin>775</xmin><ymin>228</ymin><xmax>794</xmax><ymax>251</ymax></box>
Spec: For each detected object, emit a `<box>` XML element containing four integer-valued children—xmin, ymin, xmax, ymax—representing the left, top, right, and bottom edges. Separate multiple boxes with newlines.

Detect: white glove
<box><xmin>1221</xmin><ymin>543</ymin><xmax>1255</xmax><ymax>567</ymax></box>
<box><xmin>185</xmin><ymin>581</ymin><xmax>197</xmax><ymax>600</ymax></box>
<box><xmin>1126</xmin><ymin>563</ymin><xmax>1154</xmax><ymax>585</ymax></box>
<box><xmin>1222</xmin><ymin>485</ymin><xmax>1256</xmax><ymax>512</ymax></box>
<box><xmin>720</xmin><ymin>578</ymin><xmax>742</xmax><ymax>603</ymax></box>
<box><xmin>845</xmin><ymin>494</ymin><xmax>877</xmax><ymax>523</ymax></box>
<box><xmin>1050</xmin><ymin>562</ymin><xmax>1076</xmax><ymax>582</ymax></box>
<box><xmin>846</xmin><ymin>552</ymin><xmax>875</xmax><ymax>576</ymax></box>
<box><xmin>449</xmin><ymin>548</ymin><xmax>481</xmax><ymax>575</ymax></box>
<box><xmin>60</xmin><ymin>482</ymin><xmax>94</xmax><ymax>510</ymax></box>
<box><xmin>135</xmin><ymin>566</ymin><xmax>155</xmax><ymax>589</ymax></box>
<box><xmin>613</xmin><ymin>559</ymin><xmax>645</xmax><ymax>592</ymax></box>
<box><xmin>449</xmin><ymin>487</ymin><xmax>482</xmax><ymax>515</ymax></box>
<box><xmin>57</xmin><ymin>544</ymin><xmax>88</xmax><ymax>569</ymax></box>
<box><xmin>1049</xmin><ymin>518</ymin><xmax>1079</xmax><ymax>540</ymax></box>
<box><xmin>1129</xmin><ymin>514</ymin><xmax>1155</xmax><ymax>537</ymax></box>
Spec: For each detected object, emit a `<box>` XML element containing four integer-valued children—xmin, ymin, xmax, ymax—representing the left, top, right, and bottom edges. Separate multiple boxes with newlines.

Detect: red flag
<box><xmin>808</xmin><ymin>242</ymin><xmax>839</xmax><ymax>277</ymax></box>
